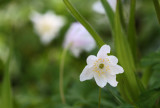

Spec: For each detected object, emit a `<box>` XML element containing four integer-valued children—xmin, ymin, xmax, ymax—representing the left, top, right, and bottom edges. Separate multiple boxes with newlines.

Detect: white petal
<box><xmin>94</xmin><ymin>74</ymin><xmax>108</xmax><ymax>88</ymax></box>
<box><xmin>92</xmin><ymin>1</ymin><xmax>105</xmax><ymax>14</ymax></box>
<box><xmin>109</xmin><ymin>65</ymin><xmax>124</xmax><ymax>75</ymax></box>
<box><xmin>63</xmin><ymin>22</ymin><xmax>96</xmax><ymax>56</ymax></box>
<box><xmin>97</xmin><ymin>45</ymin><xmax>110</xmax><ymax>58</ymax></box>
<box><xmin>107</xmin><ymin>0</ymin><xmax>117</xmax><ymax>12</ymax></box>
<box><xmin>106</xmin><ymin>75</ymin><xmax>118</xmax><ymax>87</ymax></box>
<box><xmin>87</xmin><ymin>55</ymin><xmax>97</xmax><ymax>65</ymax></box>
<box><xmin>107</xmin><ymin>55</ymin><xmax>118</xmax><ymax>65</ymax></box>
<box><xmin>80</xmin><ymin>65</ymin><xmax>94</xmax><ymax>81</ymax></box>
<box><xmin>70</xmin><ymin>47</ymin><xmax>81</xmax><ymax>58</ymax></box>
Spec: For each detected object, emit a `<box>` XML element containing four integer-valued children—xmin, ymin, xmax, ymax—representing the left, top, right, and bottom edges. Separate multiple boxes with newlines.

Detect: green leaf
<box><xmin>63</xmin><ymin>0</ymin><xmax>105</xmax><ymax>48</ymax></box>
<box><xmin>153</xmin><ymin>0</ymin><xmax>160</xmax><ymax>24</ymax></box>
<box><xmin>118</xmin><ymin>0</ymin><xmax>126</xmax><ymax>32</ymax></box>
<box><xmin>141</xmin><ymin>50</ymin><xmax>160</xmax><ymax>66</ymax></box>
<box><xmin>1</xmin><ymin>51</ymin><xmax>12</xmax><ymax>108</ymax></box>
<box><xmin>141</xmin><ymin>50</ymin><xmax>160</xmax><ymax>88</ymax></box>
<box><xmin>114</xmin><ymin>0</ymin><xmax>143</xmax><ymax>103</ymax></box>
<box><xmin>136</xmin><ymin>88</ymin><xmax>160</xmax><ymax>108</ymax></box>
<box><xmin>127</xmin><ymin>0</ymin><xmax>137</xmax><ymax>60</ymax></box>
<box><xmin>100</xmin><ymin>0</ymin><xmax>115</xmax><ymax>29</ymax></box>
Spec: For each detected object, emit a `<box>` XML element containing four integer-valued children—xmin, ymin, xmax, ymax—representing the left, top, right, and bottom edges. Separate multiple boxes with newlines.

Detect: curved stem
<box><xmin>63</xmin><ymin>0</ymin><xmax>105</xmax><ymax>48</ymax></box>
<box><xmin>98</xmin><ymin>88</ymin><xmax>101</xmax><ymax>108</ymax></box>
<box><xmin>59</xmin><ymin>46</ymin><xmax>69</xmax><ymax>104</ymax></box>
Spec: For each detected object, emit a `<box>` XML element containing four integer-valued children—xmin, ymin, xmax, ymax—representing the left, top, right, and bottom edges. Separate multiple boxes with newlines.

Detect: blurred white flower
<box><xmin>92</xmin><ymin>0</ymin><xmax>117</xmax><ymax>14</ymax></box>
<box><xmin>0</xmin><ymin>43</ymin><xmax>9</xmax><ymax>63</ymax></box>
<box><xmin>80</xmin><ymin>45</ymin><xmax>124</xmax><ymax>88</ymax></box>
<box><xmin>30</xmin><ymin>11</ymin><xmax>65</xmax><ymax>45</ymax></box>
<box><xmin>0</xmin><ymin>37</ymin><xmax>9</xmax><ymax>63</ymax></box>
<box><xmin>63</xmin><ymin>22</ymin><xmax>96</xmax><ymax>58</ymax></box>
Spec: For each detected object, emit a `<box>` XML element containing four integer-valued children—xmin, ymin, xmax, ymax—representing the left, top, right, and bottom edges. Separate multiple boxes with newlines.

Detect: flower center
<box><xmin>99</xmin><ymin>63</ymin><xmax>104</xmax><ymax>69</ymax></box>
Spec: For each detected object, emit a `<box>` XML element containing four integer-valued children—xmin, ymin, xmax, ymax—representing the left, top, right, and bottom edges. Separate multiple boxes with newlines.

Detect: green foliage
<box><xmin>153</xmin><ymin>0</ymin><xmax>160</xmax><ymax>24</ymax></box>
<box><xmin>63</xmin><ymin>0</ymin><xmax>105</xmax><ymax>48</ymax></box>
<box><xmin>100</xmin><ymin>0</ymin><xmax>115</xmax><ymax>29</ymax></box>
<box><xmin>136</xmin><ymin>88</ymin><xmax>160</xmax><ymax>108</ymax></box>
<box><xmin>114</xmin><ymin>0</ymin><xmax>142</xmax><ymax>103</ymax></box>
<box><xmin>127</xmin><ymin>0</ymin><xmax>137</xmax><ymax>60</ymax></box>
<box><xmin>1</xmin><ymin>49</ymin><xmax>12</xmax><ymax>108</ymax></box>
<box><xmin>141</xmin><ymin>50</ymin><xmax>160</xmax><ymax>67</ymax></box>
<box><xmin>0</xmin><ymin>0</ymin><xmax>160</xmax><ymax>107</ymax></box>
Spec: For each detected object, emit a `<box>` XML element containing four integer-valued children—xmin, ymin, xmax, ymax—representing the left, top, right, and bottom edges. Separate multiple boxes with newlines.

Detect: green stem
<box><xmin>63</xmin><ymin>0</ymin><xmax>105</xmax><ymax>48</ymax></box>
<box><xmin>59</xmin><ymin>46</ymin><xmax>69</xmax><ymax>104</ymax></box>
<box><xmin>153</xmin><ymin>0</ymin><xmax>160</xmax><ymax>24</ymax></box>
<box><xmin>98</xmin><ymin>88</ymin><xmax>101</xmax><ymax>108</ymax></box>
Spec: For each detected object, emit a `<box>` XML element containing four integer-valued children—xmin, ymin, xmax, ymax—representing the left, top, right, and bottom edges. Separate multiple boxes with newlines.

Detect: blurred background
<box><xmin>0</xmin><ymin>0</ymin><xmax>160</xmax><ymax>108</ymax></box>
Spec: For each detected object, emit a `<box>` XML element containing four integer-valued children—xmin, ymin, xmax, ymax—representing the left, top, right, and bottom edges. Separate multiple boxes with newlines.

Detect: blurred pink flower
<box><xmin>63</xmin><ymin>22</ymin><xmax>96</xmax><ymax>57</ymax></box>
<box><xmin>30</xmin><ymin>11</ymin><xmax>65</xmax><ymax>45</ymax></box>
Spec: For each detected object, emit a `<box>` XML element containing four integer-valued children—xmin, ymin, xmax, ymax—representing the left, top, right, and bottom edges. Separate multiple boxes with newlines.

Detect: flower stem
<box><xmin>63</xmin><ymin>0</ymin><xmax>105</xmax><ymax>48</ymax></box>
<box><xmin>59</xmin><ymin>46</ymin><xmax>69</xmax><ymax>104</ymax></box>
<box><xmin>98</xmin><ymin>88</ymin><xmax>101</xmax><ymax>108</ymax></box>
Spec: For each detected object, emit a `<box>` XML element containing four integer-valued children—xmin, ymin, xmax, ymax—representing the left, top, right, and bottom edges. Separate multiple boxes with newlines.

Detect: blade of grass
<box><xmin>63</xmin><ymin>0</ymin><xmax>105</xmax><ymax>48</ymax></box>
<box><xmin>153</xmin><ymin>0</ymin><xmax>160</xmax><ymax>24</ymax></box>
<box><xmin>1</xmin><ymin>48</ymin><xmax>12</xmax><ymax>108</ymax></box>
<box><xmin>142</xmin><ymin>66</ymin><xmax>152</xmax><ymax>88</ymax></box>
<box><xmin>100</xmin><ymin>0</ymin><xmax>115</xmax><ymax>29</ymax></box>
<box><xmin>115</xmin><ymin>0</ymin><xmax>143</xmax><ymax>104</ymax></box>
<box><xmin>119</xmin><ymin>0</ymin><xmax>126</xmax><ymax>32</ymax></box>
<box><xmin>127</xmin><ymin>0</ymin><xmax>137</xmax><ymax>61</ymax></box>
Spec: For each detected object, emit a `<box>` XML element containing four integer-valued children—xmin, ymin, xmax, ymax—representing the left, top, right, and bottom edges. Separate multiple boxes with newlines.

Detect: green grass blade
<box><xmin>153</xmin><ymin>0</ymin><xmax>160</xmax><ymax>24</ymax></box>
<box><xmin>127</xmin><ymin>0</ymin><xmax>137</xmax><ymax>60</ymax></box>
<box><xmin>1</xmin><ymin>50</ymin><xmax>12</xmax><ymax>108</ymax></box>
<box><xmin>119</xmin><ymin>0</ymin><xmax>126</xmax><ymax>32</ymax></box>
<box><xmin>63</xmin><ymin>0</ymin><xmax>105</xmax><ymax>48</ymax></box>
<box><xmin>115</xmin><ymin>0</ymin><xmax>142</xmax><ymax>104</ymax></box>
<box><xmin>100</xmin><ymin>0</ymin><xmax>115</xmax><ymax>29</ymax></box>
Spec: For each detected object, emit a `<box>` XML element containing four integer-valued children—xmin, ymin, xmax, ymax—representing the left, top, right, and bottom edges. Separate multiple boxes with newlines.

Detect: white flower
<box><xmin>92</xmin><ymin>0</ymin><xmax>117</xmax><ymax>14</ymax></box>
<box><xmin>80</xmin><ymin>45</ymin><xmax>124</xmax><ymax>88</ymax></box>
<box><xmin>0</xmin><ymin>42</ymin><xmax>9</xmax><ymax>63</ymax></box>
<box><xmin>30</xmin><ymin>11</ymin><xmax>65</xmax><ymax>45</ymax></box>
<box><xmin>63</xmin><ymin>22</ymin><xmax>96</xmax><ymax>57</ymax></box>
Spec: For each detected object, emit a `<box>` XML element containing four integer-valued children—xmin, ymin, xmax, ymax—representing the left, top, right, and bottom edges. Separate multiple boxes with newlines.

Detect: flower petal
<box><xmin>80</xmin><ymin>65</ymin><xmax>93</xmax><ymax>81</ymax></box>
<box><xmin>107</xmin><ymin>55</ymin><xmax>118</xmax><ymax>65</ymax></box>
<box><xmin>87</xmin><ymin>55</ymin><xmax>97</xmax><ymax>65</ymax></box>
<box><xmin>94</xmin><ymin>73</ymin><xmax>108</xmax><ymax>88</ymax></box>
<box><xmin>97</xmin><ymin>45</ymin><xmax>110</xmax><ymax>58</ymax></box>
<box><xmin>70</xmin><ymin>47</ymin><xmax>81</xmax><ymax>58</ymax></box>
<box><xmin>109</xmin><ymin>65</ymin><xmax>124</xmax><ymax>75</ymax></box>
<box><xmin>106</xmin><ymin>75</ymin><xmax>118</xmax><ymax>87</ymax></box>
